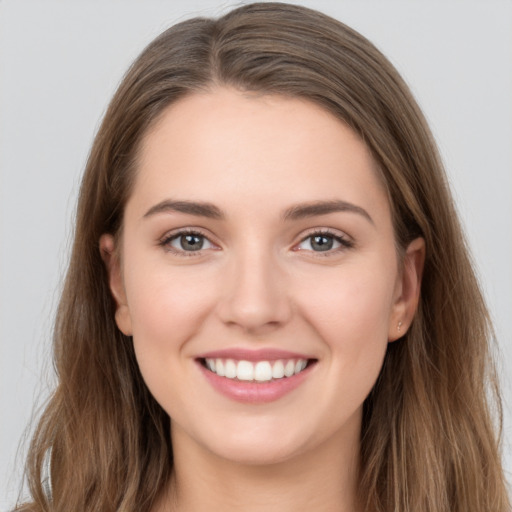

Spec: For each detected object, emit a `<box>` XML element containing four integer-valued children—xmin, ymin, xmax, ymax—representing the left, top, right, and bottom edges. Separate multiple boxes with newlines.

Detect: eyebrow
<box><xmin>143</xmin><ymin>199</ymin><xmax>224</xmax><ymax>220</ymax></box>
<box><xmin>282</xmin><ymin>200</ymin><xmax>374</xmax><ymax>224</ymax></box>
<box><xmin>143</xmin><ymin>198</ymin><xmax>373</xmax><ymax>224</ymax></box>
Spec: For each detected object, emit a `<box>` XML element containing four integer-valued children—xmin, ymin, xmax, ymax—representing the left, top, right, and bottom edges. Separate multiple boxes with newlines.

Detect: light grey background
<box><xmin>1</xmin><ymin>0</ymin><xmax>511</xmax><ymax>508</ymax></box>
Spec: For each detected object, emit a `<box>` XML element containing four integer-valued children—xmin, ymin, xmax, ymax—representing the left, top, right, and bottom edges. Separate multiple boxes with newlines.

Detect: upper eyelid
<box><xmin>301</xmin><ymin>227</ymin><xmax>346</xmax><ymax>236</ymax></box>
<box><xmin>160</xmin><ymin>227</ymin><xmax>214</xmax><ymax>243</ymax></box>
<box><xmin>296</xmin><ymin>227</ymin><xmax>352</xmax><ymax>242</ymax></box>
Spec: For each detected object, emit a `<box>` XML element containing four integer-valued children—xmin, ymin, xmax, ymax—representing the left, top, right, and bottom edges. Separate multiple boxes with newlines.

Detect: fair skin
<box><xmin>101</xmin><ymin>88</ymin><xmax>424</xmax><ymax>512</ymax></box>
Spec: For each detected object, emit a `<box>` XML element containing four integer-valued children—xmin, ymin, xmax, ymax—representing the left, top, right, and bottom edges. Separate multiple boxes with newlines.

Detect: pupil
<box><xmin>181</xmin><ymin>234</ymin><xmax>203</xmax><ymax>251</ymax></box>
<box><xmin>312</xmin><ymin>235</ymin><xmax>333</xmax><ymax>251</ymax></box>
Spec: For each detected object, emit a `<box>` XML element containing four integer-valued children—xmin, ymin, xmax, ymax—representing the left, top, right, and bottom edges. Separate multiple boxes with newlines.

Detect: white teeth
<box><xmin>272</xmin><ymin>360</ymin><xmax>285</xmax><ymax>379</ymax></box>
<box><xmin>295</xmin><ymin>360</ymin><xmax>307</xmax><ymax>373</ymax></box>
<box><xmin>204</xmin><ymin>357</ymin><xmax>309</xmax><ymax>381</ymax></box>
<box><xmin>284</xmin><ymin>360</ymin><xmax>295</xmax><ymax>377</ymax></box>
<box><xmin>237</xmin><ymin>360</ymin><xmax>254</xmax><ymax>381</ymax></box>
<box><xmin>215</xmin><ymin>359</ymin><xmax>225</xmax><ymax>377</ymax></box>
<box><xmin>225</xmin><ymin>359</ymin><xmax>237</xmax><ymax>379</ymax></box>
<box><xmin>254</xmin><ymin>361</ymin><xmax>272</xmax><ymax>382</ymax></box>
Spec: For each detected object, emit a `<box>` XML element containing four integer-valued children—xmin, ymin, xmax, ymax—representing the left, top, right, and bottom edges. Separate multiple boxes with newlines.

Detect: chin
<box><xmin>213</xmin><ymin>440</ymin><xmax>305</xmax><ymax>467</ymax></box>
<box><xmin>200</xmin><ymin>421</ymin><xmax>314</xmax><ymax>467</ymax></box>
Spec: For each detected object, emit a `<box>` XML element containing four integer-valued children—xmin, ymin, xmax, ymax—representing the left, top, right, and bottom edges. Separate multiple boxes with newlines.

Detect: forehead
<box><xmin>130</xmin><ymin>87</ymin><xmax>389</xmax><ymax>219</ymax></box>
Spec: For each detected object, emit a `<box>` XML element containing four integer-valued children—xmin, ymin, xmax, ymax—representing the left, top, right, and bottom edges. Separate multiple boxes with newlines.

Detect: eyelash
<box><xmin>159</xmin><ymin>228</ymin><xmax>215</xmax><ymax>257</ymax></box>
<box><xmin>296</xmin><ymin>229</ymin><xmax>354</xmax><ymax>256</ymax></box>
<box><xmin>159</xmin><ymin>228</ymin><xmax>354</xmax><ymax>257</ymax></box>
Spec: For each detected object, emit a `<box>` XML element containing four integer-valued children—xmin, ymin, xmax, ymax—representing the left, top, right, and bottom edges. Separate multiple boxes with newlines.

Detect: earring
<box><xmin>397</xmin><ymin>321</ymin><xmax>403</xmax><ymax>333</ymax></box>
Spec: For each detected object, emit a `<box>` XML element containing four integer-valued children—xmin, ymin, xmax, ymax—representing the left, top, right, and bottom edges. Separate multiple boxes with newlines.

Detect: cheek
<box><xmin>125</xmin><ymin>264</ymin><xmax>220</xmax><ymax>414</ymax></box>
<box><xmin>125</xmin><ymin>259</ymin><xmax>215</xmax><ymax>339</ymax></box>
<box><xmin>122</xmin><ymin>258</ymin><xmax>219</xmax><ymax>387</ymax></box>
<box><xmin>295</xmin><ymin>261</ymin><xmax>396</xmax><ymax>384</ymax></box>
<box><xmin>298</xmin><ymin>260</ymin><xmax>396</xmax><ymax>337</ymax></box>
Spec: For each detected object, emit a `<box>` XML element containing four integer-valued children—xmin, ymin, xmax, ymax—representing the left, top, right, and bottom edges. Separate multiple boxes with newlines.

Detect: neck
<box><xmin>156</xmin><ymin>419</ymin><xmax>362</xmax><ymax>512</ymax></box>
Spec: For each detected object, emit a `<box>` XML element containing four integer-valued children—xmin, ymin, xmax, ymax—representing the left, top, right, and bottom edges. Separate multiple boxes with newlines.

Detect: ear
<box><xmin>99</xmin><ymin>234</ymin><xmax>133</xmax><ymax>336</ymax></box>
<box><xmin>388</xmin><ymin>237</ymin><xmax>425</xmax><ymax>342</ymax></box>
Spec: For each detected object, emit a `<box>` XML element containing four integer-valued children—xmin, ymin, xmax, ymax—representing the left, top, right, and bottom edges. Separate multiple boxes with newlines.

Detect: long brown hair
<box><xmin>17</xmin><ymin>3</ymin><xmax>509</xmax><ymax>511</ymax></box>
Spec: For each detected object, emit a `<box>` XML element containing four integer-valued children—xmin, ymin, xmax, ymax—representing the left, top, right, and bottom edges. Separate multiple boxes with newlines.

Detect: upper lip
<box><xmin>196</xmin><ymin>348</ymin><xmax>315</xmax><ymax>362</ymax></box>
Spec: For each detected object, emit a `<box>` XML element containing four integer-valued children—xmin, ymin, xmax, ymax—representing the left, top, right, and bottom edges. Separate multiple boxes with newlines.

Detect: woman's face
<box><xmin>102</xmin><ymin>88</ymin><xmax>423</xmax><ymax>466</ymax></box>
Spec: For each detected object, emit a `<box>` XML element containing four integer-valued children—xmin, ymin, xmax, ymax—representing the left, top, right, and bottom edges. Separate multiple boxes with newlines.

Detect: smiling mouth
<box><xmin>199</xmin><ymin>358</ymin><xmax>317</xmax><ymax>383</ymax></box>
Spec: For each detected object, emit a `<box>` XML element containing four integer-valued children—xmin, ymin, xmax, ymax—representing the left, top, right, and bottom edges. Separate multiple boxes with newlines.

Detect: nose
<box><xmin>216</xmin><ymin>246</ymin><xmax>292</xmax><ymax>334</ymax></box>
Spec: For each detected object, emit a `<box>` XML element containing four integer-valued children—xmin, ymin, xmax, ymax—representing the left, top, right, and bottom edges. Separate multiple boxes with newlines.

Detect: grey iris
<box><xmin>181</xmin><ymin>234</ymin><xmax>203</xmax><ymax>251</ymax></box>
<box><xmin>311</xmin><ymin>235</ymin><xmax>334</xmax><ymax>251</ymax></box>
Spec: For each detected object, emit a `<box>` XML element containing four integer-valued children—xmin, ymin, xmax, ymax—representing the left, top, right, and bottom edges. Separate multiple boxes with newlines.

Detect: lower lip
<box><xmin>197</xmin><ymin>361</ymin><xmax>315</xmax><ymax>404</ymax></box>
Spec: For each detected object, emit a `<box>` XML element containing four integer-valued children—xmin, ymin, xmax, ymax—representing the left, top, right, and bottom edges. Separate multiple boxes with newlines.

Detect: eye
<box><xmin>296</xmin><ymin>231</ymin><xmax>353</xmax><ymax>253</ymax></box>
<box><xmin>161</xmin><ymin>230</ymin><xmax>215</xmax><ymax>254</ymax></box>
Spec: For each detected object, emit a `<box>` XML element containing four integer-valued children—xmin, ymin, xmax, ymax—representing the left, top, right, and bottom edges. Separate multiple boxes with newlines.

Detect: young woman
<box><xmin>15</xmin><ymin>3</ymin><xmax>510</xmax><ymax>511</ymax></box>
